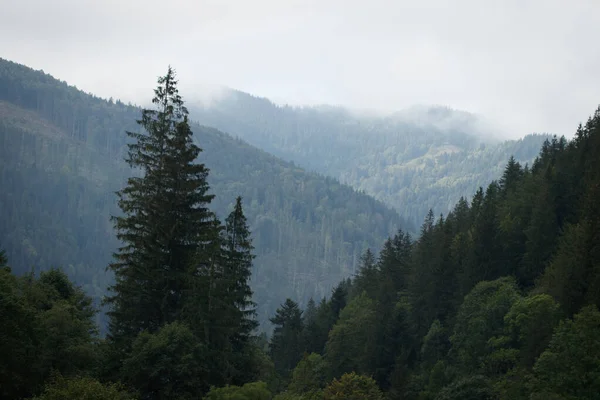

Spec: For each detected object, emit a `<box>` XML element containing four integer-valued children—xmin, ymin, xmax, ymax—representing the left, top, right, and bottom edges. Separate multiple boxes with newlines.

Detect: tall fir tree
<box><xmin>269</xmin><ymin>298</ymin><xmax>305</xmax><ymax>380</ymax></box>
<box><xmin>104</xmin><ymin>67</ymin><xmax>217</xmax><ymax>349</ymax></box>
<box><xmin>223</xmin><ymin>196</ymin><xmax>258</xmax><ymax>342</ymax></box>
<box><xmin>219</xmin><ymin>196</ymin><xmax>259</xmax><ymax>384</ymax></box>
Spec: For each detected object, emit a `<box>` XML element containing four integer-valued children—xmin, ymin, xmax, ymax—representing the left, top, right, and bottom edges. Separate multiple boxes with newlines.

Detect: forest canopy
<box><xmin>1</xmin><ymin>59</ymin><xmax>599</xmax><ymax>399</ymax></box>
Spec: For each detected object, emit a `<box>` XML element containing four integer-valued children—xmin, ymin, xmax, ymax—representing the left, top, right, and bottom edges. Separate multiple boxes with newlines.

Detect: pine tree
<box><xmin>104</xmin><ymin>67</ymin><xmax>216</xmax><ymax>348</ymax></box>
<box><xmin>216</xmin><ymin>196</ymin><xmax>259</xmax><ymax>384</ymax></box>
<box><xmin>329</xmin><ymin>283</ymin><xmax>348</xmax><ymax>323</ymax></box>
<box><xmin>223</xmin><ymin>196</ymin><xmax>258</xmax><ymax>342</ymax></box>
<box><xmin>352</xmin><ymin>249</ymin><xmax>378</xmax><ymax>299</ymax></box>
<box><xmin>269</xmin><ymin>299</ymin><xmax>305</xmax><ymax>379</ymax></box>
<box><xmin>499</xmin><ymin>156</ymin><xmax>524</xmax><ymax>196</ymax></box>
<box><xmin>302</xmin><ymin>298</ymin><xmax>324</xmax><ymax>354</ymax></box>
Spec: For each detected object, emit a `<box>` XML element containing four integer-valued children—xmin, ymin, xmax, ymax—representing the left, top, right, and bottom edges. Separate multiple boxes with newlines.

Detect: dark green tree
<box><xmin>325</xmin><ymin>292</ymin><xmax>377</xmax><ymax>378</ymax></box>
<box><xmin>203</xmin><ymin>381</ymin><xmax>272</xmax><ymax>400</ymax></box>
<box><xmin>322</xmin><ymin>372</ymin><xmax>383</xmax><ymax>400</ymax></box>
<box><xmin>329</xmin><ymin>282</ymin><xmax>348</xmax><ymax>324</ymax></box>
<box><xmin>351</xmin><ymin>248</ymin><xmax>378</xmax><ymax>300</ymax></box>
<box><xmin>499</xmin><ymin>156</ymin><xmax>524</xmax><ymax>196</ymax></box>
<box><xmin>532</xmin><ymin>305</ymin><xmax>600</xmax><ymax>400</ymax></box>
<box><xmin>269</xmin><ymin>299</ymin><xmax>305</xmax><ymax>380</ymax></box>
<box><xmin>0</xmin><ymin>266</ymin><xmax>98</xmax><ymax>399</ymax></box>
<box><xmin>104</xmin><ymin>67</ymin><xmax>216</xmax><ymax>347</ymax></box>
<box><xmin>302</xmin><ymin>298</ymin><xmax>324</xmax><ymax>354</ymax></box>
<box><xmin>287</xmin><ymin>352</ymin><xmax>328</xmax><ymax>396</ymax></box>
<box><xmin>32</xmin><ymin>375</ymin><xmax>134</xmax><ymax>400</ymax></box>
<box><xmin>223</xmin><ymin>196</ymin><xmax>258</xmax><ymax>343</ymax></box>
<box><xmin>217</xmin><ymin>196</ymin><xmax>259</xmax><ymax>384</ymax></box>
<box><xmin>121</xmin><ymin>322</ymin><xmax>208</xmax><ymax>399</ymax></box>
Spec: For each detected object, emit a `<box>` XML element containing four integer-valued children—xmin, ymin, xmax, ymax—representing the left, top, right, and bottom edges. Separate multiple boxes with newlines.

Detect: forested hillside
<box><xmin>259</xmin><ymin>105</ymin><xmax>600</xmax><ymax>399</ymax></box>
<box><xmin>0</xmin><ymin>58</ymin><xmax>407</xmax><ymax>328</ymax></box>
<box><xmin>191</xmin><ymin>91</ymin><xmax>549</xmax><ymax>227</ymax></box>
<box><xmin>2</xmin><ymin>65</ymin><xmax>598</xmax><ymax>399</ymax></box>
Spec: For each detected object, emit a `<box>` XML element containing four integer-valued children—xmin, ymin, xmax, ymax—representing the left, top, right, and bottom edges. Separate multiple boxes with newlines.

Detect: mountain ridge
<box><xmin>0</xmin><ymin>58</ymin><xmax>408</xmax><ymax>330</ymax></box>
<box><xmin>188</xmin><ymin>88</ymin><xmax>551</xmax><ymax>226</ymax></box>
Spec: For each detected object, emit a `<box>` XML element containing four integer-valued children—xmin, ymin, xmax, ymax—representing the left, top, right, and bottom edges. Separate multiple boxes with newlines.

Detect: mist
<box><xmin>2</xmin><ymin>0</ymin><xmax>599</xmax><ymax>139</ymax></box>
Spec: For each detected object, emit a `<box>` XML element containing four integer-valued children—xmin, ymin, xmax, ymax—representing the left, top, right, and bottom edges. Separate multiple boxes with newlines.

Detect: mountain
<box><xmin>0</xmin><ymin>58</ymin><xmax>408</xmax><ymax>329</ymax></box>
<box><xmin>263</xmin><ymin>105</ymin><xmax>600</xmax><ymax>399</ymax></box>
<box><xmin>189</xmin><ymin>90</ymin><xmax>550</xmax><ymax>227</ymax></box>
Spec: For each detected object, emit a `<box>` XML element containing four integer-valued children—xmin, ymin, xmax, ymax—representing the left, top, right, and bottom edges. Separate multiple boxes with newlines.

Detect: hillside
<box><xmin>190</xmin><ymin>90</ymin><xmax>549</xmax><ymax>227</ymax></box>
<box><xmin>261</xmin><ymin>105</ymin><xmax>600</xmax><ymax>399</ymax></box>
<box><xmin>0</xmin><ymin>58</ymin><xmax>408</xmax><ymax>329</ymax></box>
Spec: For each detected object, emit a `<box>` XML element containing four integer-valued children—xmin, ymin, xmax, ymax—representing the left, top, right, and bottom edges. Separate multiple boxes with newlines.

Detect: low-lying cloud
<box><xmin>1</xmin><ymin>0</ymin><xmax>598</xmax><ymax>139</ymax></box>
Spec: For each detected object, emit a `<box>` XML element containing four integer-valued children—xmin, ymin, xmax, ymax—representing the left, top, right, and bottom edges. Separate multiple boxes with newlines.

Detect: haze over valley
<box><xmin>1</xmin><ymin>1</ymin><xmax>599</xmax><ymax>399</ymax></box>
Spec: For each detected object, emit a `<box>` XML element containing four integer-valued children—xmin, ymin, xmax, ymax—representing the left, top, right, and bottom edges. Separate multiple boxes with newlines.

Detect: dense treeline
<box><xmin>0</xmin><ymin>68</ymin><xmax>267</xmax><ymax>399</ymax></box>
<box><xmin>0</xmin><ymin>58</ymin><xmax>407</xmax><ymax>329</ymax></box>
<box><xmin>1</xmin><ymin>58</ymin><xmax>599</xmax><ymax>399</ymax></box>
<box><xmin>261</xmin><ymin>106</ymin><xmax>600</xmax><ymax>399</ymax></box>
<box><xmin>190</xmin><ymin>90</ymin><xmax>549</xmax><ymax>227</ymax></box>
<box><xmin>3</xmin><ymin>103</ymin><xmax>597</xmax><ymax>399</ymax></box>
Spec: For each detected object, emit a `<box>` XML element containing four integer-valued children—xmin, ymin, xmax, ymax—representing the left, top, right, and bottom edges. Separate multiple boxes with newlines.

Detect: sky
<box><xmin>1</xmin><ymin>0</ymin><xmax>599</xmax><ymax>139</ymax></box>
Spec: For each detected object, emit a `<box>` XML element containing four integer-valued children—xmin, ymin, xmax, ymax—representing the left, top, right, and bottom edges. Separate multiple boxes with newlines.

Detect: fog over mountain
<box><xmin>2</xmin><ymin>1</ymin><xmax>600</xmax><ymax>398</ymax></box>
<box><xmin>2</xmin><ymin>0</ymin><xmax>599</xmax><ymax>138</ymax></box>
<box><xmin>187</xmin><ymin>88</ymin><xmax>550</xmax><ymax>227</ymax></box>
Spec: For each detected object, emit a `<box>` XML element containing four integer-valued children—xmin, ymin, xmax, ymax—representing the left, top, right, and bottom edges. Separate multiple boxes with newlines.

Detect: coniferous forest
<box><xmin>0</xmin><ymin>58</ymin><xmax>407</xmax><ymax>331</ymax></box>
<box><xmin>1</xmin><ymin>61</ymin><xmax>600</xmax><ymax>400</ymax></box>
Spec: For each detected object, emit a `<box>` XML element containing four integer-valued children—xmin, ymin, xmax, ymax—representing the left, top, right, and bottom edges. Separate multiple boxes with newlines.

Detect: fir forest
<box><xmin>1</xmin><ymin>6</ymin><xmax>599</xmax><ymax>399</ymax></box>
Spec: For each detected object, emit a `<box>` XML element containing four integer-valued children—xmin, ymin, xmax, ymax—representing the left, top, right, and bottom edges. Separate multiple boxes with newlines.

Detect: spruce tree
<box><xmin>104</xmin><ymin>67</ymin><xmax>216</xmax><ymax>347</ymax></box>
<box><xmin>269</xmin><ymin>298</ymin><xmax>305</xmax><ymax>379</ymax></box>
<box><xmin>217</xmin><ymin>196</ymin><xmax>259</xmax><ymax>384</ymax></box>
<box><xmin>223</xmin><ymin>196</ymin><xmax>258</xmax><ymax>342</ymax></box>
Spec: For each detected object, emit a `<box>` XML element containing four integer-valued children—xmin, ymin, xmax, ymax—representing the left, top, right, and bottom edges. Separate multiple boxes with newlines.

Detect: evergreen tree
<box><xmin>499</xmin><ymin>156</ymin><xmax>524</xmax><ymax>196</ymax></box>
<box><xmin>223</xmin><ymin>196</ymin><xmax>258</xmax><ymax>343</ymax></box>
<box><xmin>325</xmin><ymin>292</ymin><xmax>378</xmax><ymax>379</ymax></box>
<box><xmin>104</xmin><ymin>67</ymin><xmax>216</xmax><ymax>350</ymax></box>
<box><xmin>302</xmin><ymin>298</ymin><xmax>323</xmax><ymax>354</ymax></box>
<box><xmin>532</xmin><ymin>305</ymin><xmax>600</xmax><ymax>400</ymax></box>
<box><xmin>218</xmin><ymin>196</ymin><xmax>259</xmax><ymax>384</ymax></box>
<box><xmin>329</xmin><ymin>283</ymin><xmax>348</xmax><ymax>323</ymax></box>
<box><xmin>351</xmin><ymin>249</ymin><xmax>378</xmax><ymax>299</ymax></box>
<box><xmin>269</xmin><ymin>299</ymin><xmax>305</xmax><ymax>380</ymax></box>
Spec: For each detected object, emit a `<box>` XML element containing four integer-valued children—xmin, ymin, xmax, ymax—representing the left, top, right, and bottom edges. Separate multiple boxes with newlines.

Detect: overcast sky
<box><xmin>1</xmin><ymin>0</ymin><xmax>599</xmax><ymax>138</ymax></box>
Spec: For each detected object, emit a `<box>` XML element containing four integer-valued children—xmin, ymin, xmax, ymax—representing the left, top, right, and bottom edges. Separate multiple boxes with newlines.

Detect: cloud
<box><xmin>1</xmin><ymin>0</ymin><xmax>598</xmax><ymax>138</ymax></box>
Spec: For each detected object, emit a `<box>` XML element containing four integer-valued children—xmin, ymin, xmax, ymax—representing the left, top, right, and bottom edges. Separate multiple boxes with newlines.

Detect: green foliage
<box><xmin>325</xmin><ymin>292</ymin><xmax>377</xmax><ymax>378</ymax></box>
<box><xmin>421</xmin><ymin>320</ymin><xmax>450</xmax><ymax>368</ymax></box>
<box><xmin>0</xmin><ymin>58</ymin><xmax>406</xmax><ymax>331</ymax></box>
<box><xmin>532</xmin><ymin>305</ymin><xmax>600</xmax><ymax>400</ymax></box>
<box><xmin>435</xmin><ymin>375</ymin><xmax>496</xmax><ymax>400</ymax></box>
<box><xmin>273</xmin><ymin>392</ymin><xmax>321</xmax><ymax>400</ymax></box>
<box><xmin>0</xmin><ymin>267</ymin><xmax>98</xmax><ymax>399</ymax></box>
<box><xmin>269</xmin><ymin>299</ymin><xmax>305</xmax><ymax>380</ymax></box>
<box><xmin>32</xmin><ymin>375</ymin><xmax>134</xmax><ymax>400</ymax></box>
<box><xmin>450</xmin><ymin>277</ymin><xmax>520</xmax><ymax>373</ymax></box>
<box><xmin>288</xmin><ymin>353</ymin><xmax>328</xmax><ymax>395</ymax></box>
<box><xmin>223</xmin><ymin>196</ymin><xmax>258</xmax><ymax>341</ymax></box>
<box><xmin>322</xmin><ymin>372</ymin><xmax>383</xmax><ymax>400</ymax></box>
<box><xmin>3</xmin><ymin>59</ymin><xmax>600</xmax><ymax>400</ymax></box>
<box><xmin>121</xmin><ymin>322</ymin><xmax>207</xmax><ymax>399</ymax></box>
<box><xmin>502</xmin><ymin>294</ymin><xmax>562</xmax><ymax>368</ymax></box>
<box><xmin>105</xmin><ymin>66</ymin><xmax>217</xmax><ymax>347</ymax></box>
<box><xmin>203</xmin><ymin>381</ymin><xmax>272</xmax><ymax>400</ymax></box>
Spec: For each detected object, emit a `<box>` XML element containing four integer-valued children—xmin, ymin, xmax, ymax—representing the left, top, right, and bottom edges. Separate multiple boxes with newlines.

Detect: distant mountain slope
<box><xmin>0</xmin><ymin>58</ymin><xmax>408</xmax><ymax>329</ymax></box>
<box><xmin>190</xmin><ymin>90</ymin><xmax>549</xmax><ymax>226</ymax></box>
